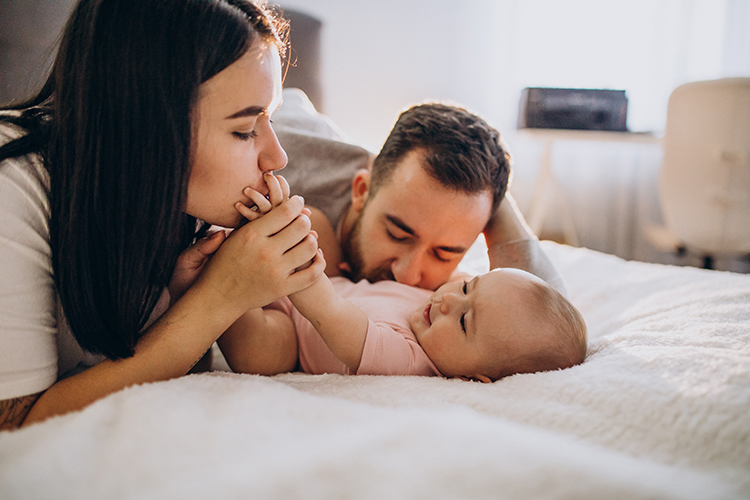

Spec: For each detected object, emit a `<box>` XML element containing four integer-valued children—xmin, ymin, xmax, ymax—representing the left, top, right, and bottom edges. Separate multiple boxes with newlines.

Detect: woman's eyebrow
<box><xmin>225</xmin><ymin>105</ymin><xmax>265</xmax><ymax>120</ymax></box>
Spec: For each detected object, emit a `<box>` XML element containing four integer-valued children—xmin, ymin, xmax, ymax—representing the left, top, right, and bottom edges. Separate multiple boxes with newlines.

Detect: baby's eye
<box><xmin>233</xmin><ymin>130</ymin><xmax>258</xmax><ymax>141</ymax></box>
<box><xmin>462</xmin><ymin>280</ymin><xmax>468</xmax><ymax>294</ymax></box>
<box><xmin>460</xmin><ymin>313</ymin><xmax>466</xmax><ymax>334</ymax></box>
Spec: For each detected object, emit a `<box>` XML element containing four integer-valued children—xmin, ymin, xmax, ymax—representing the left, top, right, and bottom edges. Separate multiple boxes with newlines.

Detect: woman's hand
<box><xmin>238</xmin><ymin>171</ymin><xmax>293</xmax><ymax>220</ymax></box>
<box><xmin>168</xmin><ymin>230</ymin><xmax>226</xmax><ymax>304</ymax></box>
<box><xmin>169</xmin><ymin>174</ymin><xmax>298</xmax><ymax>305</ymax></box>
<box><xmin>238</xmin><ymin>173</ymin><xmax>321</xmax><ymax>273</ymax></box>
<box><xmin>188</xmin><ymin>173</ymin><xmax>325</xmax><ymax>315</ymax></box>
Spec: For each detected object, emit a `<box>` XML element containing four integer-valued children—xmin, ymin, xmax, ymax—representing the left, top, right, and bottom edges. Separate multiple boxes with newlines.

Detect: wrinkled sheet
<box><xmin>1</xmin><ymin>241</ymin><xmax>748</xmax><ymax>499</ymax></box>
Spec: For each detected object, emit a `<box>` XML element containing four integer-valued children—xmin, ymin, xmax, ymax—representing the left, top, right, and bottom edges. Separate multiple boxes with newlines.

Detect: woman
<box><xmin>0</xmin><ymin>0</ymin><xmax>323</xmax><ymax>429</ymax></box>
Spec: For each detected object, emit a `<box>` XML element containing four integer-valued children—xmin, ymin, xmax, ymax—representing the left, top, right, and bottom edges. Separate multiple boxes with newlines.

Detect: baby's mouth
<box><xmin>423</xmin><ymin>303</ymin><xmax>432</xmax><ymax>326</ymax></box>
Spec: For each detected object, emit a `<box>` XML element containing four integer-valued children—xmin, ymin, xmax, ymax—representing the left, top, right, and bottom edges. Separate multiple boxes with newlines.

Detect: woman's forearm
<box><xmin>21</xmin><ymin>281</ymin><xmax>240</xmax><ymax>427</ymax></box>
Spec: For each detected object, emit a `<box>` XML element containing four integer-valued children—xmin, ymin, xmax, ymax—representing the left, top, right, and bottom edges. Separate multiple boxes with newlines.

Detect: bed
<box><xmin>0</xmin><ymin>240</ymin><xmax>748</xmax><ymax>499</ymax></box>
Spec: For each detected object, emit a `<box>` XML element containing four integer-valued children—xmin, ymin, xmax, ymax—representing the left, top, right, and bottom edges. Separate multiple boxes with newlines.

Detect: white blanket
<box><xmin>1</xmin><ymin>242</ymin><xmax>748</xmax><ymax>499</ymax></box>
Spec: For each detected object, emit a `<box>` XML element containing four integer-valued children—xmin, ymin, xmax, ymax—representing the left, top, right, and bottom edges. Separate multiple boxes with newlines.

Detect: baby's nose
<box><xmin>439</xmin><ymin>292</ymin><xmax>459</xmax><ymax>313</ymax></box>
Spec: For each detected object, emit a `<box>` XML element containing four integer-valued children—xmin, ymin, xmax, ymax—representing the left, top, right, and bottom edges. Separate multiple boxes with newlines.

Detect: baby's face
<box><xmin>407</xmin><ymin>268</ymin><xmax>541</xmax><ymax>382</ymax></box>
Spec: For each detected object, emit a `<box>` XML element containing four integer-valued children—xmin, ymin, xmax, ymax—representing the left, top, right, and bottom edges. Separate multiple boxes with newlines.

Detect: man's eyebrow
<box><xmin>385</xmin><ymin>214</ymin><xmax>467</xmax><ymax>254</ymax></box>
<box><xmin>225</xmin><ymin>105</ymin><xmax>266</xmax><ymax>120</ymax></box>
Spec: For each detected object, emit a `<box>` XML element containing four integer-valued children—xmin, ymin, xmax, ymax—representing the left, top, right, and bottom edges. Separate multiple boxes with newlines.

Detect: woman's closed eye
<box><xmin>233</xmin><ymin>130</ymin><xmax>258</xmax><ymax>141</ymax></box>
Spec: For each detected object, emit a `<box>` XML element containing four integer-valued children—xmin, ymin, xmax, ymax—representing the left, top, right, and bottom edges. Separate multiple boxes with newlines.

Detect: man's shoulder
<box><xmin>273</xmin><ymin>89</ymin><xmax>373</xmax><ymax>229</ymax></box>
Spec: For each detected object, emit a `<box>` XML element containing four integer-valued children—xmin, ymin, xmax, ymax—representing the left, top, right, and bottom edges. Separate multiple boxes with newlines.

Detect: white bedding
<box><xmin>1</xmin><ymin>241</ymin><xmax>748</xmax><ymax>499</ymax></box>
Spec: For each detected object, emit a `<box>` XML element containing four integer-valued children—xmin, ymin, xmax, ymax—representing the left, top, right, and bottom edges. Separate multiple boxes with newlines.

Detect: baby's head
<box><xmin>408</xmin><ymin>268</ymin><xmax>587</xmax><ymax>382</ymax></box>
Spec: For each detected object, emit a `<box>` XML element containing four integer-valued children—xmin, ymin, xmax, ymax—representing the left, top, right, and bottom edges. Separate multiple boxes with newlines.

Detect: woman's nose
<box><xmin>259</xmin><ymin>126</ymin><xmax>288</xmax><ymax>173</ymax></box>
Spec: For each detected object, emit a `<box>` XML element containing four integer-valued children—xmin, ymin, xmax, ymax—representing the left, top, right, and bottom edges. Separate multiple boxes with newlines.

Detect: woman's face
<box><xmin>188</xmin><ymin>42</ymin><xmax>286</xmax><ymax>227</ymax></box>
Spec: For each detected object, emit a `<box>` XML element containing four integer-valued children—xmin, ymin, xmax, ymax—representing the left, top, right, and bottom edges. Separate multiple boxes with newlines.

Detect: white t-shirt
<box><xmin>0</xmin><ymin>116</ymin><xmax>106</xmax><ymax>399</ymax></box>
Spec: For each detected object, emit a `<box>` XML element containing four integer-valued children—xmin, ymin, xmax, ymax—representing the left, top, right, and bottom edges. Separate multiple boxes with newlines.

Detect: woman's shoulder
<box><xmin>0</xmin><ymin>110</ymin><xmax>24</xmax><ymax>143</ymax></box>
<box><xmin>0</xmin><ymin>110</ymin><xmax>51</xmax><ymax>264</ymax></box>
<box><xmin>0</xmin><ymin>112</ymin><xmax>58</xmax><ymax>401</ymax></box>
<box><xmin>0</xmin><ymin>111</ymin><xmax>50</xmax><ymax>201</ymax></box>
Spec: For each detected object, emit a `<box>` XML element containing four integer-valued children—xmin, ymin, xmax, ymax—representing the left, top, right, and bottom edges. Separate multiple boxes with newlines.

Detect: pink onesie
<box><xmin>266</xmin><ymin>277</ymin><xmax>442</xmax><ymax>377</ymax></box>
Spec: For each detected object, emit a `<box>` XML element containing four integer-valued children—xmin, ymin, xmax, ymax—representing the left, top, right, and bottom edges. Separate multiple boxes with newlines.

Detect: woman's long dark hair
<box><xmin>0</xmin><ymin>0</ymin><xmax>288</xmax><ymax>359</ymax></box>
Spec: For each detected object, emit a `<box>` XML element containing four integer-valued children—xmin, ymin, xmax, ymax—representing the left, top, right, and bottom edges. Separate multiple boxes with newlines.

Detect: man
<box><xmin>273</xmin><ymin>89</ymin><xmax>564</xmax><ymax>293</ymax></box>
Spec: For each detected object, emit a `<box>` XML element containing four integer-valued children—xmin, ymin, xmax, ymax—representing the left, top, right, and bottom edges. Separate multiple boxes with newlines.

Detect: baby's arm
<box><xmin>217</xmin><ymin>173</ymin><xmax>306</xmax><ymax>375</ymax></box>
<box><xmin>238</xmin><ymin>173</ymin><xmax>369</xmax><ymax>372</ymax></box>
<box><xmin>291</xmin><ymin>277</ymin><xmax>438</xmax><ymax>377</ymax></box>
<box><xmin>287</xmin><ymin>274</ymin><xmax>369</xmax><ymax>372</ymax></box>
<box><xmin>217</xmin><ymin>306</ymin><xmax>299</xmax><ymax>375</ymax></box>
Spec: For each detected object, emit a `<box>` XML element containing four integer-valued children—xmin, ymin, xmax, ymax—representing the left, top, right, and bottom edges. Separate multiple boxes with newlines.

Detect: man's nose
<box><xmin>390</xmin><ymin>252</ymin><xmax>424</xmax><ymax>287</ymax></box>
<box><xmin>259</xmin><ymin>126</ymin><xmax>288</xmax><ymax>173</ymax></box>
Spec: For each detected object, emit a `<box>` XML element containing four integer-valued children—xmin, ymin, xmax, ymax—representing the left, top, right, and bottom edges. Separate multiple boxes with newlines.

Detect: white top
<box><xmin>0</xmin><ymin>116</ymin><xmax>118</xmax><ymax>399</ymax></box>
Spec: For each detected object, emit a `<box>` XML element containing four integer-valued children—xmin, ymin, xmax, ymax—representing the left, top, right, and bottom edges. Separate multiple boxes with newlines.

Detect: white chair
<box><xmin>646</xmin><ymin>77</ymin><xmax>750</xmax><ymax>268</ymax></box>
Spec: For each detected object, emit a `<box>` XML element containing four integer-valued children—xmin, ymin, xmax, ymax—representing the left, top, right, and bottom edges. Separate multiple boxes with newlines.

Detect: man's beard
<box><xmin>340</xmin><ymin>210</ymin><xmax>395</xmax><ymax>284</ymax></box>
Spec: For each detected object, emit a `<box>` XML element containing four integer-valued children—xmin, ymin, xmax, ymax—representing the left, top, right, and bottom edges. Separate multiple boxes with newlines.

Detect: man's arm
<box><xmin>287</xmin><ymin>271</ymin><xmax>369</xmax><ymax>372</ymax></box>
<box><xmin>483</xmin><ymin>193</ymin><xmax>567</xmax><ymax>293</ymax></box>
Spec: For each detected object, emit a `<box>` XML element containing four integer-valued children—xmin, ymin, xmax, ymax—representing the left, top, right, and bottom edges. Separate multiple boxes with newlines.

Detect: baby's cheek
<box><xmin>407</xmin><ymin>308</ymin><xmax>422</xmax><ymax>334</ymax></box>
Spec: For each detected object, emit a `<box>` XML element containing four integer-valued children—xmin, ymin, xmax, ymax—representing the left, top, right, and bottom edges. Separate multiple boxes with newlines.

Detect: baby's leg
<box><xmin>218</xmin><ymin>308</ymin><xmax>298</xmax><ymax>375</ymax></box>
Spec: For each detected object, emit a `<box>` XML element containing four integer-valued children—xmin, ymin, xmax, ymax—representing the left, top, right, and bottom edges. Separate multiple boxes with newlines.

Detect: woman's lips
<box><xmin>423</xmin><ymin>303</ymin><xmax>432</xmax><ymax>325</ymax></box>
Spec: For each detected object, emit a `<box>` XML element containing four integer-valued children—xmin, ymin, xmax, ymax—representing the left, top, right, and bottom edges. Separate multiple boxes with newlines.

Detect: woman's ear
<box><xmin>351</xmin><ymin>169</ymin><xmax>371</xmax><ymax>212</ymax></box>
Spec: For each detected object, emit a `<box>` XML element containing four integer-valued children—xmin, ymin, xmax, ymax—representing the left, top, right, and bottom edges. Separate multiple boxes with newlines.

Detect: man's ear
<box><xmin>351</xmin><ymin>169</ymin><xmax>371</xmax><ymax>212</ymax></box>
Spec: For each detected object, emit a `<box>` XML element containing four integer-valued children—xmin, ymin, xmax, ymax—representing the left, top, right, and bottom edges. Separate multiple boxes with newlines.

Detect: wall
<box><xmin>1</xmin><ymin>0</ymin><xmax>748</xmax><ymax>270</ymax></box>
<box><xmin>278</xmin><ymin>0</ymin><xmax>750</xmax><ymax>271</ymax></box>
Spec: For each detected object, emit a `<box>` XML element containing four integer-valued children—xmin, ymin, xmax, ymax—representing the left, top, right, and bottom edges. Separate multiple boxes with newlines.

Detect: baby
<box><xmin>219</xmin><ymin>175</ymin><xmax>587</xmax><ymax>382</ymax></box>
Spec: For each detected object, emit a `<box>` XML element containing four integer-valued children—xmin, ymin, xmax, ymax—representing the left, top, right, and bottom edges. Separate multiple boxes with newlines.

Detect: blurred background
<box><xmin>1</xmin><ymin>0</ymin><xmax>748</xmax><ymax>270</ymax></box>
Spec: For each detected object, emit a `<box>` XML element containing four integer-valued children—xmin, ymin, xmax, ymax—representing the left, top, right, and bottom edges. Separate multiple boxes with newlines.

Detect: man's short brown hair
<box><xmin>370</xmin><ymin>103</ymin><xmax>512</xmax><ymax>213</ymax></box>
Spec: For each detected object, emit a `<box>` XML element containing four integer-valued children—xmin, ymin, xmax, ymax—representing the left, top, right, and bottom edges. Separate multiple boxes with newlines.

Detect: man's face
<box><xmin>342</xmin><ymin>150</ymin><xmax>493</xmax><ymax>290</ymax></box>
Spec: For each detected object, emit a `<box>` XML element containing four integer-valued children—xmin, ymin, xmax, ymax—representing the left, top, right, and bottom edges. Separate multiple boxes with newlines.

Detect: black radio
<box><xmin>518</xmin><ymin>87</ymin><xmax>628</xmax><ymax>131</ymax></box>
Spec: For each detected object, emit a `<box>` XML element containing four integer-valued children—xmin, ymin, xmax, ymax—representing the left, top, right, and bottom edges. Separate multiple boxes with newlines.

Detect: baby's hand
<box><xmin>235</xmin><ymin>172</ymin><xmax>300</xmax><ymax>221</ymax></box>
<box><xmin>236</xmin><ymin>173</ymin><xmax>318</xmax><ymax>273</ymax></box>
